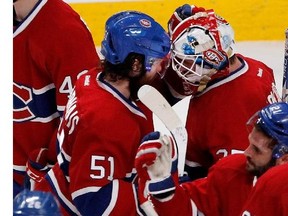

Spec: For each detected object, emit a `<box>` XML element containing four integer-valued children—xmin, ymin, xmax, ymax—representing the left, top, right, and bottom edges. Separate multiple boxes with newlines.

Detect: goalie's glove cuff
<box><xmin>148</xmin><ymin>175</ymin><xmax>175</xmax><ymax>200</ymax></box>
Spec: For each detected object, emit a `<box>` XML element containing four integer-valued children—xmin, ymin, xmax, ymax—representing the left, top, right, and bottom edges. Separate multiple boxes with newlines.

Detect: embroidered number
<box><xmin>59</xmin><ymin>70</ymin><xmax>88</xmax><ymax>96</ymax></box>
<box><xmin>256</xmin><ymin>68</ymin><xmax>263</xmax><ymax>77</ymax></box>
<box><xmin>216</xmin><ymin>149</ymin><xmax>244</xmax><ymax>158</ymax></box>
<box><xmin>59</xmin><ymin>76</ymin><xmax>73</xmax><ymax>95</ymax></box>
<box><xmin>90</xmin><ymin>155</ymin><xmax>114</xmax><ymax>180</ymax></box>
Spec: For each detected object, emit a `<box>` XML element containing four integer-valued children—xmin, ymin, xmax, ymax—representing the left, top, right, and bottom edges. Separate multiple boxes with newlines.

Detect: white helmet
<box><xmin>171</xmin><ymin>9</ymin><xmax>235</xmax><ymax>84</ymax></box>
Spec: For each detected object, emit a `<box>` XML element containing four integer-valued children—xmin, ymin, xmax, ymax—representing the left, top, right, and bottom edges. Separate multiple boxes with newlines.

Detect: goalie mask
<box><xmin>247</xmin><ymin>102</ymin><xmax>288</xmax><ymax>159</ymax></box>
<box><xmin>170</xmin><ymin>9</ymin><xmax>235</xmax><ymax>85</ymax></box>
<box><xmin>101</xmin><ymin>11</ymin><xmax>171</xmax><ymax>73</ymax></box>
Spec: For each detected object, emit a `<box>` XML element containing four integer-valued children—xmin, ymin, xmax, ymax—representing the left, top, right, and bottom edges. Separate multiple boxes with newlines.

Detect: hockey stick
<box><xmin>282</xmin><ymin>28</ymin><xmax>288</xmax><ymax>102</ymax></box>
<box><xmin>138</xmin><ymin>85</ymin><xmax>188</xmax><ymax>176</ymax></box>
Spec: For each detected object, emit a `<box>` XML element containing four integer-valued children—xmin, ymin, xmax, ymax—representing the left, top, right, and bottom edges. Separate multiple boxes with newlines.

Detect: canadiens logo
<box><xmin>13</xmin><ymin>82</ymin><xmax>59</xmax><ymax>123</ymax></box>
<box><xmin>203</xmin><ymin>49</ymin><xmax>226</xmax><ymax>69</ymax></box>
<box><xmin>13</xmin><ymin>83</ymin><xmax>34</xmax><ymax>122</ymax></box>
<box><xmin>139</xmin><ymin>19</ymin><xmax>151</xmax><ymax>28</ymax></box>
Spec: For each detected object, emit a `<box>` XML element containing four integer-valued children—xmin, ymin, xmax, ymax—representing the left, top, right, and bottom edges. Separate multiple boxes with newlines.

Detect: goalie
<box><xmin>151</xmin><ymin>4</ymin><xmax>281</xmax><ymax>181</ymax></box>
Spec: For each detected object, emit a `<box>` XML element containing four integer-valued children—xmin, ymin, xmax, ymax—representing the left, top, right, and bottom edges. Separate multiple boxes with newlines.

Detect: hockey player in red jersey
<box><xmin>156</xmin><ymin>4</ymin><xmax>280</xmax><ymax>180</ymax></box>
<box><xmin>13</xmin><ymin>0</ymin><xmax>101</xmax><ymax>197</ymax></box>
<box><xmin>241</xmin><ymin>157</ymin><xmax>288</xmax><ymax>216</ymax></box>
<box><xmin>34</xmin><ymin>11</ymin><xmax>171</xmax><ymax>216</ymax></box>
<box><xmin>135</xmin><ymin>102</ymin><xmax>288</xmax><ymax>216</ymax></box>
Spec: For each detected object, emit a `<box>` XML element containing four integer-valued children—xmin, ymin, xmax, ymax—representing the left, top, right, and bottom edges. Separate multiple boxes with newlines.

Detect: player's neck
<box><xmin>14</xmin><ymin>0</ymin><xmax>39</xmax><ymax>21</ymax></box>
<box><xmin>229</xmin><ymin>56</ymin><xmax>242</xmax><ymax>73</ymax></box>
<box><xmin>104</xmin><ymin>76</ymin><xmax>131</xmax><ymax>99</ymax></box>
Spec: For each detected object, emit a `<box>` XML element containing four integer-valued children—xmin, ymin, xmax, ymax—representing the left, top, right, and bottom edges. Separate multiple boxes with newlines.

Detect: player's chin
<box><xmin>245</xmin><ymin>160</ymin><xmax>255</xmax><ymax>172</ymax></box>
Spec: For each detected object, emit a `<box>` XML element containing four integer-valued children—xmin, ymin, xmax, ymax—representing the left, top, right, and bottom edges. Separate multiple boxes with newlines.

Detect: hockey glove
<box><xmin>25</xmin><ymin>148</ymin><xmax>51</xmax><ymax>190</ymax></box>
<box><xmin>135</xmin><ymin>131</ymin><xmax>179</xmax><ymax>201</ymax></box>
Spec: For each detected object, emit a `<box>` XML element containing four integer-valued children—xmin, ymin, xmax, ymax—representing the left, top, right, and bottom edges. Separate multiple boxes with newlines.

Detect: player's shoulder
<box><xmin>41</xmin><ymin>0</ymin><xmax>89</xmax><ymax>32</ymax></box>
<box><xmin>214</xmin><ymin>153</ymin><xmax>246</xmax><ymax>170</ymax></box>
<box><xmin>258</xmin><ymin>163</ymin><xmax>288</xmax><ymax>184</ymax></box>
<box><xmin>71</xmin><ymin>70</ymin><xmax>114</xmax><ymax>122</ymax></box>
<box><xmin>207</xmin><ymin>154</ymin><xmax>250</xmax><ymax>184</ymax></box>
<box><xmin>252</xmin><ymin>163</ymin><xmax>288</xmax><ymax>197</ymax></box>
<box><xmin>236</xmin><ymin>54</ymin><xmax>273</xmax><ymax>73</ymax></box>
<box><xmin>75</xmin><ymin>67</ymin><xmax>101</xmax><ymax>90</ymax></box>
<box><xmin>236</xmin><ymin>53</ymin><xmax>269</xmax><ymax>67</ymax></box>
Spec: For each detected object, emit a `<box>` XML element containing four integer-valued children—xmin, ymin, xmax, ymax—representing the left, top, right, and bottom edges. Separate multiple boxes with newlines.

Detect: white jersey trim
<box><xmin>71</xmin><ymin>180</ymin><xmax>119</xmax><ymax>215</ymax></box>
<box><xmin>196</xmin><ymin>59</ymin><xmax>249</xmax><ymax>97</ymax></box>
<box><xmin>14</xmin><ymin>0</ymin><xmax>48</xmax><ymax>37</ymax></box>
<box><xmin>96</xmin><ymin>73</ymin><xmax>147</xmax><ymax>119</ymax></box>
<box><xmin>13</xmin><ymin>165</ymin><xmax>26</xmax><ymax>172</ymax></box>
<box><xmin>49</xmin><ymin>169</ymin><xmax>81</xmax><ymax>215</ymax></box>
<box><xmin>102</xmin><ymin>180</ymin><xmax>119</xmax><ymax>215</ymax></box>
<box><xmin>30</xmin><ymin>112</ymin><xmax>60</xmax><ymax>123</ymax></box>
<box><xmin>71</xmin><ymin>186</ymin><xmax>102</xmax><ymax>199</ymax></box>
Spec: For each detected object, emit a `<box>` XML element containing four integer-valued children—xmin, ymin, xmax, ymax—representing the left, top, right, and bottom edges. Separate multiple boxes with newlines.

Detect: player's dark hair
<box><xmin>102</xmin><ymin>53</ymin><xmax>146</xmax><ymax>81</ymax></box>
<box><xmin>254</xmin><ymin>123</ymin><xmax>278</xmax><ymax>150</ymax></box>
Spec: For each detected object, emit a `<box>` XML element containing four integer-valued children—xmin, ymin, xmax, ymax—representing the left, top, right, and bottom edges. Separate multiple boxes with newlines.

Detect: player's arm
<box><xmin>135</xmin><ymin>131</ymin><xmax>200</xmax><ymax>215</ymax></box>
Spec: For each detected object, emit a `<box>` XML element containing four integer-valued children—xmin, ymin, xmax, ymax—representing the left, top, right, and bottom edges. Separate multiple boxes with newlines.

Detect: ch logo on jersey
<box><xmin>13</xmin><ymin>82</ymin><xmax>59</xmax><ymax>123</ymax></box>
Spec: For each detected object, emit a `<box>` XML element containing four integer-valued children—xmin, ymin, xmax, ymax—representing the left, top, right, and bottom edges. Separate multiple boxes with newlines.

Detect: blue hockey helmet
<box><xmin>101</xmin><ymin>10</ymin><xmax>171</xmax><ymax>71</ymax></box>
<box><xmin>255</xmin><ymin>102</ymin><xmax>288</xmax><ymax>159</ymax></box>
<box><xmin>13</xmin><ymin>189</ymin><xmax>61</xmax><ymax>216</ymax></box>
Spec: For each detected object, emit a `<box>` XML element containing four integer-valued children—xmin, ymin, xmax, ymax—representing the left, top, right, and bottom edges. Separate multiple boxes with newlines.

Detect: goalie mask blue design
<box><xmin>101</xmin><ymin>10</ymin><xmax>171</xmax><ymax>71</ymax></box>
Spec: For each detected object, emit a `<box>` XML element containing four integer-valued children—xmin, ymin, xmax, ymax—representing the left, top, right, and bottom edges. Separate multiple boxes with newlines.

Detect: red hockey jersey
<box><xmin>152</xmin><ymin>154</ymin><xmax>255</xmax><ymax>216</ymax></box>
<box><xmin>184</xmin><ymin>54</ymin><xmax>279</xmax><ymax>177</ymax></box>
<box><xmin>13</xmin><ymin>0</ymin><xmax>100</xmax><ymax>188</ymax></box>
<box><xmin>36</xmin><ymin>70</ymin><xmax>154</xmax><ymax>216</ymax></box>
<box><xmin>241</xmin><ymin>163</ymin><xmax>288</xmax><ymax>216</ymax></box>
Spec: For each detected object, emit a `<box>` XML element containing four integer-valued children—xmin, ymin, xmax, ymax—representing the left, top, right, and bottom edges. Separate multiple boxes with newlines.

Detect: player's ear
<box><xmin>131</xmin><ymin>57</ymin><xmax>143</xmax><ymax>74</ymax></box>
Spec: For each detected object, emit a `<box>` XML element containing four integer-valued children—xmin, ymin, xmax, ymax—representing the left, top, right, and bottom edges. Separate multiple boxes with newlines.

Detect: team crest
<box><xmin>203</xmin><ymin>49</ymin><xmax>226</xmax><ymax>69</ymax></box>
<box><xmin>139</xmin><ymin>19</ymin><xmax>151</xmax><ymax>28</ymax></box>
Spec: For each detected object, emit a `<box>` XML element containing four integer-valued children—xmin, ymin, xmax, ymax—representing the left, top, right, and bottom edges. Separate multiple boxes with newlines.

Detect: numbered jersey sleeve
<box><xmin>54</xmin><ymin>71</ymin><xmax>153</xmax><ymax>215</ymax></box>
<box><xmin>241</xmin><ymin>163</ymin><xmax>288</xmax><ymax>216</ymax></box>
